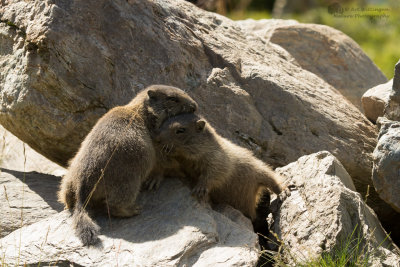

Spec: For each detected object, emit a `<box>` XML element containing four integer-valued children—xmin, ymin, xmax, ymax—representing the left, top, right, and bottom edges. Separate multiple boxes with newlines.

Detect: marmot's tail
<box><xmin>72</xmin><ymin>204</ymin><xmax>100</xmax><ymax>246</ymax></box>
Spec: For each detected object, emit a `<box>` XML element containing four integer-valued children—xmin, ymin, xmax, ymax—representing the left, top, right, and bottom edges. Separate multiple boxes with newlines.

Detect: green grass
<box><xmin>258</xmin><ymin>226</ymin><xmax>392</xmax><ymax>267</ymax></box>
<box><xmin>229</xmin><ymin>10</ymin><xmax>272</xmax><ymax>20</ymax></box>
<box><xmin>229</xmin><ymin>5</ymin><xmax>400</xmax><ymax>79</ymax></box>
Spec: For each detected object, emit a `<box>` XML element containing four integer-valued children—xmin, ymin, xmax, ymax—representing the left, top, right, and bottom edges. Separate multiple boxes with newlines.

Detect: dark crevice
<box><xmin>71</xmin><ymin>103</ymin><xmax>108</xmax><ymax>114</ymax></box>
<box><xmin>311</xmin><ymin>129</ymin><xmax>319</xmax><ymax>137</ymax></box>
<box><xmin>268</xmin><ymin>120</ymin><xmax>283</xmax><ymax>136</ymax></box>
<box><xmin>0</xmin><ymin>19</ymin><xmax>26</xmax><ymax>37</ymax></box>
<box><xmin>235</xmin><ymin>130</ymin><xmax>266</xmax><ymax>149</ymax></box>
<box><xmin>25</xmin><ymin>261</ymin><xmax>85</xmax><ymax>267</ymax></box>
<box><xmin>26</xmin><ymin>41</ymin><xmax>39</xmax><ymax>51</ymax></box>
<box><xmin>254</xmin><ymin>191</ymin><xmax>284</xmax><ymax>267</ymax></box>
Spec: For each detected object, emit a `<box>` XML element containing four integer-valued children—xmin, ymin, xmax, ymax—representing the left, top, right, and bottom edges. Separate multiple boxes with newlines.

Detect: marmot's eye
<box><xmin>175</xmin><ymin>128</ymin><xmax>186</xmax><ymax>134</ymax></box>
<box><xmin>168</xmin><ymin>97</ymin><xmax>179</xmax><ymax>102</ymax></box>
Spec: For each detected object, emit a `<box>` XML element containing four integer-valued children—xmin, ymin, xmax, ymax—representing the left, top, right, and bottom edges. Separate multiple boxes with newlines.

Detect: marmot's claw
<box><xmin>279</xmin><ymin>184</ymin><xmax>295</xmax><ymax>201</ymax></box>
<box><xmin>192</xmin><ymin>185</ymin><xmax>208</xmax><ymax>201</ymax></box>
<box><xmin>143</xmin><ymin>175</ymin><xmax>163</xmax><ymax>191</ymax></box>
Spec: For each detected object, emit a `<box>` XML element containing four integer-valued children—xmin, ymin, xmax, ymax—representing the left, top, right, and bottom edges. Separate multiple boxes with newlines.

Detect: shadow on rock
<box><xmin>1</xmin><ymin>168</ymin><xmax>64</xmax><ymax>212</ymax></box>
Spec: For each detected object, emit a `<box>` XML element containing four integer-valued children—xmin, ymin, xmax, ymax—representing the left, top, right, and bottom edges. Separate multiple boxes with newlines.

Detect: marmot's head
<box><xmin>145</xmin><ymin>85</ymin><xmax>197</xmax><ymax>120</ymax></box>
<box><xmin>155</xmin><ymin>113</ymin><xmax>211</xmax><ymax>157</ymax></box>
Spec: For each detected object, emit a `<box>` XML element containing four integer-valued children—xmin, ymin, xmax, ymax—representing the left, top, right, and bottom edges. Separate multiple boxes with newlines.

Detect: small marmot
<box><xmin>58</xmin><ymin>85</ymin><xmax>197</xmax><ymax>246</ymax></box>
<box><xmin>153</xmin><ymin>113</ymin><xmax>285</xmax><ymax>220</ymax></box>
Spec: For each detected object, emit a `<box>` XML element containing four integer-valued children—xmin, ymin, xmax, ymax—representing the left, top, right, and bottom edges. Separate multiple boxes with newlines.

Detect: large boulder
<box><xmin>0</xmin><ymin>170</ymin><xmax>63</xmax><ymax>238</ymax></box>
<box><xmin>0</xmin><ymin>0</ymin><xmax>377</xmax><ymax>192</ymax></box>
<box><xmin>271</xmin><ymin>151</ymin><xmax>400</xmax><ymax>266</ymax></box>
<box><xmin>238</xmin><ymin>20</ymin><xmax>387</xmax><ymax>110</ymax></box>
<box><xmin>372</xmin><ymin>117</ymin><xmax>400</xmax><ymax>212</ymax></box>
<box><xmin>237</xmin><ymin>18</ymin><xmax>298</xmax><ymax>41</ymax></box>
<box><xmin>0</xmin><ymin>178</ymin><xmax>259</xmax><ymax>266</ymax></box>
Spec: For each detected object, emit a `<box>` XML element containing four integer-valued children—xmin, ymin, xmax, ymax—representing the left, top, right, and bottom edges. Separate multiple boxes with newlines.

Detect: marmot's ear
<box><xmin>196</xmin><ymin>120</ymin><xmax>206</xmax><ymax>132</ymax></box>
<box><xmin>147</xmin><ymin>89</ymin><xmax>157</xmax><ymax>100</ymax></box>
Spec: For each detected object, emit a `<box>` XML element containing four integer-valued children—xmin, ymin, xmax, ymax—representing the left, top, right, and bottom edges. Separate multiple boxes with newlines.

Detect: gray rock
<box><xmin>362</xmin><ymin>80</ymin><xmax>393</xmax><ymax>123</ymax></box>
<box><xmin>266</xmin><ymin>23</ymin><xmax>387</xmax><ymax>110</ymax></box>
<box><xmin>272</xmin><ymin>151</ymin><xmax>400</xmax><ymax>266</ymax></box>
<box><xmin>0</xmin><ymin>125</ymin><xmax>65</xmax><ymax>238</ymax></box>
<box><xmin>0</xmin><ymin>0</ymin><xmax>376</xmax><ymax>183</ymax></box>
<box><xmin>386</xmin><ymin>59</ymin><xmax>400</xmax><ymax>121</ymax></box>
<box><xmin>0</xmin><ymin>178</ymin><xmax>259</xmax><ymax>266</ymax></box>
<box><xmin>0</xmin><ymin>125</ymin><xmax>65</xmax><ymax>176</ymax></box>
<box><xmin>372</xmin><ymin>117</ymin><xmax>400</xmax><ymax>212</ymax></box>
<box><xmin>393</xmin><ymin>59</ymin><xmax>400</xmax><ymax>92</ymax></box>
<box><xmin>237</xmin><ymin>18</ymin><xmax>298</xmax><ymax>41</ymax></box>
<box><xmin>234</xmin><ymin>20</ymin><xmax>389</xmax><ymax>111</ymax></box>
<box><xmin>0</xmin><ymin>169</ymin><xmax>63</xmax><ymax>238</ymax></box>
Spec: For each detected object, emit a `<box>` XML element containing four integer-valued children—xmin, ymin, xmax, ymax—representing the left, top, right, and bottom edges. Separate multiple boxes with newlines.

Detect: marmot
<box><xmin>153</xmin><ymin>113</ymin><xmax>285</xmax><ymax>220</ymax></box>
<box><xmin>58</xmin><ymin>85</ymin><xmax>197</xmax><ymax>246</ymax></box>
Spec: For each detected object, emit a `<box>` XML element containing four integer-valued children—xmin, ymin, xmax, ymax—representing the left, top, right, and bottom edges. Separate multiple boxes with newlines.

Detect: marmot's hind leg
<box><xmin>110</xmin><ymin>203</ymin><xmax>142</xmax><ymax>217</ymax></box>
<box><xmin>58</xmin><ymin>178</ymin><xmax>76</xmax><ymax>210</ymax></box>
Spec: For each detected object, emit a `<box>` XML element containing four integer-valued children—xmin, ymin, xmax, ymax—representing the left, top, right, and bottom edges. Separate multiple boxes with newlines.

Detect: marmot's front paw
<box><xmin>143</xmin><ymin>175</ymin><xmax>163</xmax><ymax>191</ymax></box>
<box><xmin>192</xmin><ymin>184</ymin><xmax>209</xmax><ymax>201</ymax></box>
<box><xmin>279</xmin><ymin>184</ymin><xmax>295</xmax><ymax>201</ymax></box>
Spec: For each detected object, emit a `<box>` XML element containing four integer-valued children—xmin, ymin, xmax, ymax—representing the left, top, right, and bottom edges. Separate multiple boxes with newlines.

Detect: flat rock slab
<box><xmin>272</xmin><ymin>151</ymin><xmax>400</xmax><ymax>266</ymax></box>
<box><xmin>0</xmin><ymin>125</ymin><xmax>65</xmax><ymax>176</ymax></box>
<box><xmin>0</xmin><ymin>169</ymin><xmax>63</xmax><ymax>238</ymax></box>
<box><xmin>373</xmin><ymin>118</ymin><xmax>400</xmax><ymax>212</ymax></box>
<box><xmin>0</xmin><ymin>178</ymin><xmax>259</xmax><ymax>266</ymax></box>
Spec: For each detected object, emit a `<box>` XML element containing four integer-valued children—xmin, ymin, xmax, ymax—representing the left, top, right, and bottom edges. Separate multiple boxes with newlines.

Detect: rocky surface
<box><xmin>362</xmin><ymin>80</ymin><xmax>393</xmax><ymax>123</ymax></box>
<box><xmin>372</xmin><ymin>117</ymin><xmax>400</xmax><ymax>213</ymax></box>
<box><xmin>0</xmin><ymin>125</ymin><xmax>65</xmax><ymax>176</ymax></box>
<box><xmin>0</xmin><ymin>169</ymin><xmax>63</xmax><ymax>238</ymax></box>
<box><xmin>0</xmin><ymin>125</ymin><xmax>65</xmax><ymax>238</ymax></box>
<box><xmin>239</xmin><ymin>20</ymin><xmax>387</xmax><ymax>110</ymax></box>
<box><xmin>363</xmin><ymin>59</ymin><xmax>400</xmax><ymax>123</ymax></box>
<box><xmin>266</xmin><ymin>23</ymin><xmax>387</xmax><ymax>110</ymax></box>
<box><xmin>386</xmin><ymin>59</ymin><xmax>400</xmax><ymax>121</ymax></box>
<box><xmin>1</xmin><ymin>0</ymin><xmax>399</xmax><ymax>264</ymax></box>
<box><xmin>237</xmin><ymin>18</ymin><xmax>298</xmax><ymax>41</ymax></box>
<box><xmin>0</xmin><ymin>0</ymin><xmax>377</xmax><ymax>189</ymax></box>
<box><xmin>0</xmin><ymin>178</ymin><xmax>259</xmax><ymax>266</ymax></box>
<box><xmin>271</xmin><ymin>151</ymin><xmax>400</xmax><ymax>266</ymax></box>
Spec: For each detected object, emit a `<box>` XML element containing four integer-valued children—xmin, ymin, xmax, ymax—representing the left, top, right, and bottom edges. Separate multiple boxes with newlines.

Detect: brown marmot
<box><xmin>153</xmin><ymin>113</ymin><xmax>285</xmax><ymax>220</ymax></box>
<box><xmin>58</xmin><ymin>85</ymin><xmax>197</xmax><ymax>246</ymax></box>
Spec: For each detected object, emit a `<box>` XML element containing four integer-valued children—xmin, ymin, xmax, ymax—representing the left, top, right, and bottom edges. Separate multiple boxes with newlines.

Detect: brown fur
<box><xmin>143</xmin><ymin>155</ymin><xmax>185</xmax><ymax>190</ymax></box>
<box><xmin>154</xmin><ymin>113</ymin><xmax>285</xmax><ymax>220</ymax></box>
<box><xmin>57</xmin><ymin>85</ymin><xmax>197</xmax><ymax>246</ymax></box>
